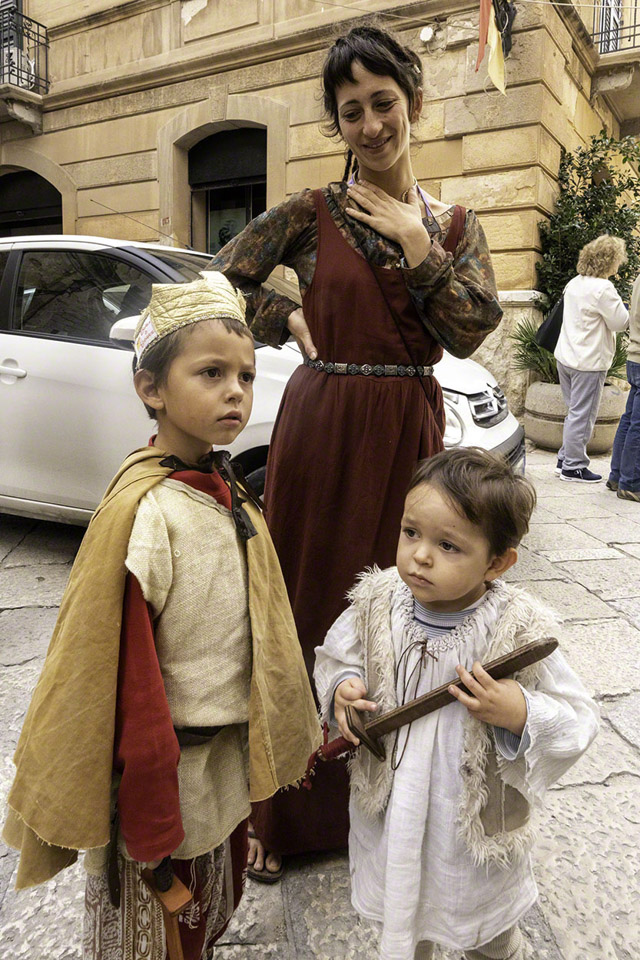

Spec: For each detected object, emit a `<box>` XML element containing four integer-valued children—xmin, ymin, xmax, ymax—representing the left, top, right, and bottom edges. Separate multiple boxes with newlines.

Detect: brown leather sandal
<box><xmin>247</xmin><ymin>829</ymin><xmax>283</xmax><ymax>883</ymax></box>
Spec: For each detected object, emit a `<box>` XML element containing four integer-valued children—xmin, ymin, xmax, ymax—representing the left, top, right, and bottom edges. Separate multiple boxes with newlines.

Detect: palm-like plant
<box><xmin>511</xmin><ymin>318</ymin><xmax>628</xmax><ymax>384</ymax></box>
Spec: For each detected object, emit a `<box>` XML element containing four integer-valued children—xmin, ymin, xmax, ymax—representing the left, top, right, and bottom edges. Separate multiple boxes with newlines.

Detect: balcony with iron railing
<box><xmin>592</xmin><ymin>0</ymin><xmax>640</xmax><ymax>53</ymax></box>
<box><xmin>0</xmin><ymin>8</ymin><xmax>48</xmax><ymax>134</ymax></box>
<box><xmin>589</xmin><ymin>0</ymin><xmax>640</xmax><ymax>135</ymax></box>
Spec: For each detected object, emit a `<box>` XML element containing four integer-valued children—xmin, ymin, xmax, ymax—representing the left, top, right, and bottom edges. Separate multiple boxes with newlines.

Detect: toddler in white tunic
<box><xmin>314</xmin><ymin>448</ymin><xmax>599</xmax><ymax>960</ymax></box>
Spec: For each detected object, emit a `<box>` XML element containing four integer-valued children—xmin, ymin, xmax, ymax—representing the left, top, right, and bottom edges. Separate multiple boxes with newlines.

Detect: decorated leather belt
<box><xmin>174</xmin><ymin>725</ymin><xmax>223</xmax><ymax>747</ymax></box>
<box><xmin>304</xmin><ymin>357</ymin><xmax>434</xmax><ymax>377</ymax></box>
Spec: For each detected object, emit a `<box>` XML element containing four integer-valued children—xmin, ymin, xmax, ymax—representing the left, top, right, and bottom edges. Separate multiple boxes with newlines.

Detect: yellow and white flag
<box><xmin>476</xmin><ymin>0</ymin><xmax>506</xmax><ymax>95</ymax></box>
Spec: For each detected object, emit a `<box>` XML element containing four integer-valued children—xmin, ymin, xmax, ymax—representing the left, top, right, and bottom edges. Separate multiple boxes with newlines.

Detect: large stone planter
<box><xmin>524</xmin><ymin>381</ymin><xmax>627</xmax><ymax>454</ymax></box>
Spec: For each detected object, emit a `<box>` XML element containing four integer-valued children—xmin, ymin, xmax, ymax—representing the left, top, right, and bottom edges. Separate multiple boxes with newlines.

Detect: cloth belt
<box><xmin>174</xmin><ymin>725</ymin><xmax>223</xmax><ymax>747</ymax></box>
<box><xmin>303</xmin><ymin>357</ymin><xmax>434</xmax><ymax>377</ymax></box>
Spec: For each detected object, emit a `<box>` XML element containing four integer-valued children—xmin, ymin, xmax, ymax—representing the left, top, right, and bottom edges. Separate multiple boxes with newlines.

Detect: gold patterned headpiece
<box><xmin>134</xmin><ymin>270</ymin><xmax>247</xmax><ymax>363</ymax></box>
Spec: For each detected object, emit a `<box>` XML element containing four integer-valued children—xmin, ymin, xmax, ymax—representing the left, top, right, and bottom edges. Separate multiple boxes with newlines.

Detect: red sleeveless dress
<box><xmin>252</xmin><ymin>191</ymin><xmax>454</xmax><ymax>855</ymax></box>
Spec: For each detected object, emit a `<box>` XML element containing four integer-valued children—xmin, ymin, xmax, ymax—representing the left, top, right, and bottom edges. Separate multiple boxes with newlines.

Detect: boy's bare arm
<box><xmin>334</xmin><ymin>678</ymin><xmax>377</xmax><ymax>746</ymax></box>
<box><xmin>448</xmin><ymin>662</ymin><xmax>528</xmax><ymax>736</ymax></box>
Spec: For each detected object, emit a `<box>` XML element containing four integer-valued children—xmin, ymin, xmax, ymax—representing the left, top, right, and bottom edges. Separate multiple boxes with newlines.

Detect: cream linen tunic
<box><xmin>124</xmin><ymin>478</ymin><xmax>252</xmax><ymax>859</ymax></box>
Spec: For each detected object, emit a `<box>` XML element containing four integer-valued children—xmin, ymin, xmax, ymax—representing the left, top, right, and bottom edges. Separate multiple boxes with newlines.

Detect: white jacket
<box><xmin>554</xmin><ymin>274</ymin><xmax>628</xmax><ymax>371</ymax></box>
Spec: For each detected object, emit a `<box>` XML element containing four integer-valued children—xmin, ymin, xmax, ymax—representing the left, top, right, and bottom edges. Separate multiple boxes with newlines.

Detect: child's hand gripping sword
<box><xmin>304</xmin><ymin>638</ymin><xmax>558</xmax><ymax>778</ymax></box>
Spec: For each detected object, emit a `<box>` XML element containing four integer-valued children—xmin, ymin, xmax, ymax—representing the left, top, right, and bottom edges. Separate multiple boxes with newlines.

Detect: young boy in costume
<box><xmin>3</xmin><ymin>272</ymin><xmax>321</xmax><ymax>960</ymax></box>
<box><xmin>314</xmin><ymin>447</ymin><xmax>599</xmax><ymax>960</ymax></box>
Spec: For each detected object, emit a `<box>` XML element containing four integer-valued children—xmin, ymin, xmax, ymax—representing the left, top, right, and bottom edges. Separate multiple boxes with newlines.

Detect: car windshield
<box><xmin>150</xmin><ymin>249</ymin><xmax>212</xmax><ymax>280</ymax></box>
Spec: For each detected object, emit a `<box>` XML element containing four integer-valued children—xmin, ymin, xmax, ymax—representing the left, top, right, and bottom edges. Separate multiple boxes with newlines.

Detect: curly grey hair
<box><xmin>577</xmin><ymin>235</ymin><xmax>627</xmax><ymax>278</ymax></box>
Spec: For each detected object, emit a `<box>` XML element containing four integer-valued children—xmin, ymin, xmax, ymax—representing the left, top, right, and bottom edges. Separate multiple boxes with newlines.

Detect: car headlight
<box><xmin>442</xmin><ymin>393</ymin><xmax>464</xmax><ymax>447</ymax></box>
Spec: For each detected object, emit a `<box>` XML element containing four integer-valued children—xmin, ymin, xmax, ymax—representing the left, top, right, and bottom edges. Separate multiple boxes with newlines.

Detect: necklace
<box><xmin>400</xmin><ymin>177</ymin><xmax>419</xmax><ymax>203</ymax></box>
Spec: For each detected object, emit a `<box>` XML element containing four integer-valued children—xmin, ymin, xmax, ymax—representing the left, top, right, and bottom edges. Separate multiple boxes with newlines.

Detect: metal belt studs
<box><xmin>304</xmin><ymin>357</ymin><xmax>434</xmax><ymax>377</ymax></box>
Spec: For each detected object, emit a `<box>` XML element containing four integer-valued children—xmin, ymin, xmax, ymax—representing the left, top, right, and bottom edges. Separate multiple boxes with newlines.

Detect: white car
<box><xmin>0</xmin><ymin>235</ymin><xmax>524</xmax><ymax>525</ymax></box>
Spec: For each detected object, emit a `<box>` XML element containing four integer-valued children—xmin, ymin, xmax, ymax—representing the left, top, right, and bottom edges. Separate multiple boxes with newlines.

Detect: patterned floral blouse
<box><xmin>209</xmin><ymin>181</ymin><xmax>502</xmax><ymax>359</ymax></box>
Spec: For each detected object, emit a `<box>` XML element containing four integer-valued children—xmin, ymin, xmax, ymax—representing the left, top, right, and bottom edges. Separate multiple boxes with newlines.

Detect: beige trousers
<box><xmin>414</xmin><ymin>925</ymin><xmax>523</xmax><ymax>959</ymax></box>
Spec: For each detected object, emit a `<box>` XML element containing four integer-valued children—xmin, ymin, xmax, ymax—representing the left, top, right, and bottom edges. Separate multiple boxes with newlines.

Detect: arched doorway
<box><xmin>0</xmin><ymin>170</ymin><xmax>62</xmax><ymax>236</ymax></box>
<box><xmin>188</xmin><ymin>128</ymin><xmax>267</xmax><ymax>255</ymax></box>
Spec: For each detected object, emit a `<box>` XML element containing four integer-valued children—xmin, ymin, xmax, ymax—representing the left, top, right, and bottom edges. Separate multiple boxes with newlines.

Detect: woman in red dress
<box><xmin>210</xmin><ymin>24</ymin><xmax>503</xmax><ymax>879</ymax></box>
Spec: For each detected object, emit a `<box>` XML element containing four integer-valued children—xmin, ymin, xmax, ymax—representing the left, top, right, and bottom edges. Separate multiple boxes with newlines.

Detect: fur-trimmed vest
<box><xmin>346</xmin><ymin>567</ymin><xmax>560</xmax><ymax>867</ymax></box>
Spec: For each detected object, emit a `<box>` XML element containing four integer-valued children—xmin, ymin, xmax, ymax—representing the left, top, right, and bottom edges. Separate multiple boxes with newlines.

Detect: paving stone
<box><xmin>220</xmin><ymin>875</ymin><xmax>286</xmax><ymax>945</ymax></box>
<box><xmin>503</xmin><ymin>546</ymin><xmax>564</xmax><ymax>581</ymax></box>
<box><xmin>522</xmin><ymin>523</ymin><xmax>605</xmax><ymax>553</ymax></box>
<box><xmin>534</xmin><ymin>495</ymin><xmax>617</xmax><ymax>521</ymax></box>
<box><xmin>606</xmin><ymin>495</ymin><xmax>640</xmax><ymax>517</ymax></box>
<box><xmin>540</xmin><ymin>546</ymin><xmax>623</xmax><ymax>562</ymax></box>
<box><xmin>0</xmin><ymin>662</ymin><xmax>42</xmax><ymax>811</ymax></box>
<box><xmin>529</xmin><ymin>504</ymin><xmax>559</xmax><ymax>524</ymax></box>
<box><xmin>556</xmin><ymin>619</ymin><xmax>640</xmax><ymax>698</ymax></box>
<box><xmin>558</xmin><ymin>558</ymin><xmax>640</xmax><ymax>600</ymax></box>
<box><xmin>610</xmin><ymin>596</ymin><xmax>640</xmax><ymax>629</ymax></box>
<box><xmin>0</xmin><ymin>607</ymin><xmax>58</xmax><ymax>666</ymax></box>
<box><xmin>0</xmin><ymin>565</ymin><xmax>70</xmax><ymax>608</ymax></box>
<box><xmin>522</xmin><ymin>579</ymin><xmax>613</xmax><ymax>620</ymax></box>
<box><xmin>569</xmin><ymin>516</ymin><xmax>640</xmax><ymax>544</ymax></box>
<box><xmin>535</xmin><ymin>776</ymin><xmax>640</xmax><ymax>960</ymax></box>
<box><xmin>281</xmin><ymin>852</ymin><xmax>380</xmax><ymax>959</ymax></box>
<box><xmin>605</xmin><ymin>692</ymin><xmax>640</xmax><ymax>750</ymax></box>
<box><xmin>0</xmin><ymin>515</ymin><xmax>34</xmax><ymax>564</ymax></box>
<box><xmin>553</xmin><ymin>720</ymin><xmax>640</xmax><ymax>788</ymax></box>
<box><xmin>2</xmin><ymin>523</ymin><xmax>83</xmax><ymax>568</ymax></box>
<box><xmin>615</xmin><ymin>542</ymin><xmax>640</xmax><ymax>560</ymax></box>
<box><xmin>214</xmin><ymin>947</ymin><xmax>290</xmax><ymax>958</ymax></box>
<box><xmin>0</xmin><ymin>856</ymin><xmax>85</xmax><ymax>959</ymax></box>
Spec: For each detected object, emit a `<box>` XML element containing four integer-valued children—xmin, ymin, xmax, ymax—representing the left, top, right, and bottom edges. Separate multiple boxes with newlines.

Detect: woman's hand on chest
<box><xmin>346</xmin><ymin>181</ymin><xmax>432</xmax><ymax>268</ymax></box>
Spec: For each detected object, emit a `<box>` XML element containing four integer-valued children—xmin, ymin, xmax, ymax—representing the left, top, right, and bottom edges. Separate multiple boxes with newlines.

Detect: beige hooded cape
<box><xmin>3</xmin><ymin>447</ymin><xmax>321</xmax><ymax>888</ymax></box>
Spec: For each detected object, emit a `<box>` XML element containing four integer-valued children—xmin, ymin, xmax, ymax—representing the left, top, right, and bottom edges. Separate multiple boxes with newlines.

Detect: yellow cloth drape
<box><xmin>3</xmin><ymin>447</ymin><xmax>321</xmax><ymax>889</ymax></box>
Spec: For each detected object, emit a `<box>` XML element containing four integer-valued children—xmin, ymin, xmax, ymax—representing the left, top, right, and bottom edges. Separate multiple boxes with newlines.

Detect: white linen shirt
<box><xmin>314</xmin><ymin>581</ymin><xmax>599</xmax><ymax>959</ymax></box>
<box><xmin>554</xmin><ymin>274</ymin><xmax>628</xmax><ymax>371</ymax></box>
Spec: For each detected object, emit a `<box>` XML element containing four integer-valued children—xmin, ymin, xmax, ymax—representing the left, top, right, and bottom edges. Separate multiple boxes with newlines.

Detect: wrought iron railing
<box><xmin>0</xmin><ymin>9</ymin><xmax>49</xmax><ymax>94</ymax></box>
<box><xmin>592</xmin><ymin>0</ymin><xmax>640</xmax><ymax>54</ymax></box>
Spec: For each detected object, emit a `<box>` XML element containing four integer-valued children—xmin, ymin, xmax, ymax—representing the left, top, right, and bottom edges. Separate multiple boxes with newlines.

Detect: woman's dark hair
<box><xmin>407</xmin><ymin>447</ymin><xmax>537</xmax><ymax>557</ymax></box>
<box><xmin>321</xmin><ymin>24</ymin><xmax>424</xmax><ymax>181</ymax></box>
<box><xmin>132</xmin><ymin>316</ymin><xmax>253</xmax><ymax>419</ymax></box>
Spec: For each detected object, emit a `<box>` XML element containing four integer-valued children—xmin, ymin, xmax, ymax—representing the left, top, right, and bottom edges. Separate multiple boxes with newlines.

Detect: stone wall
<box><xmin>473</xmin><ymin>290</ymin><xmax>543</xmax><ymax>418</ymax></box>
<box><xmin>7</xmin><ymin>1</ymin><xmax>625</xmax><ymax>399</ymax></box>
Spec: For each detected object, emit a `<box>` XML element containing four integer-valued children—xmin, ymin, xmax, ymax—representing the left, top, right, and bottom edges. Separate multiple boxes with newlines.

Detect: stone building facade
<box><xmin>1</xmin><ymin>0</ymin><xmax>640</xmax><ymax>410</ymax></box>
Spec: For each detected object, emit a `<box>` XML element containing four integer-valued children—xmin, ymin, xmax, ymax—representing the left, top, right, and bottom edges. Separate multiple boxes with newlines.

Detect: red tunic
<box><xmin>114</xmin><ymin>468</ymin><xmax>233</xmax><ymax>859</ymax></box>
<box><xmin>252</xmin><ymin>191</ymin><xmax>450</xmax><ymax>856</ymax></box>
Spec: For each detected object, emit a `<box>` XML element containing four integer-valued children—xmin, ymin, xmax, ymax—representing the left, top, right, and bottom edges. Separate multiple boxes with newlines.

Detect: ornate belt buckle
<box><xmin>324</xmin><ymin>362</ymin><xmax>335</xmax><ymax>374</ymax></box>
<box><xmin>406</xmin><ymin>365</ymin><xmax>416</xmax><ymax>377</ymax></box>
<box><xmin>373</xmin><ymin>364</ymin><xmax>385</xmax><ymax>377</ymax></box>
<box><xmin>347</xmin><ymin>363</ymin><xmax>359</xmax><ymax>376</ymax></box>
<box><xmin>361</xmin><ymin>364</ymin><xmax>373</xmax><ymax>376</ymax></box>
<box><xmin>335</xmin><ymin>363</ymin><xmax>348</xmax><ymax>375</ymax></box>
<box><xmin>315</xmin><ymin>360</ymin><xmax>325</xmax><ymax>372</ymax></box>
<box><xmin>384</xmin><ymin>365</ymin><xmax>397</xmax><ymax>377</ymax></box>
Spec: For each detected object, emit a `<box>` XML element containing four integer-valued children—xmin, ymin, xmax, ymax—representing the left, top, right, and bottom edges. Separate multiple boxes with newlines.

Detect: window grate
<box><xmin>0</xmin><ymin>8</ymin><xmax>49</xmax><ymax>94</ymax></box>
<box><xmin>591</xmin><ymin>0</ymin><xmax>640</xmax><ymax>54</ymax></box>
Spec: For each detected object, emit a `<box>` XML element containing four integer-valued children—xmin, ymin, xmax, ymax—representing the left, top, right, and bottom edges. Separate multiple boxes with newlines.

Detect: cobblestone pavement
<box><xmin>0</xmin><ymin>445</ymin><xmax>638</xmax><ymax>959</ymax></box>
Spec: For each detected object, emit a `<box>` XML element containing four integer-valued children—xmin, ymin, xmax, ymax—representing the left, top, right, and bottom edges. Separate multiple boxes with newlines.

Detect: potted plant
<box><xmin>511</xmin><ymin>318</ymin><xmax>628</xmax><ymax>453</ymax></box>
<box><xmin>513</xmin><ymin>131</ymin><xmax>640</xmax><ymax>452</ymax></box>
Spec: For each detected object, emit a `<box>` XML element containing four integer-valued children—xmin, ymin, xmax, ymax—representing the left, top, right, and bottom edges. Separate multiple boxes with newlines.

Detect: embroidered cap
<box><xmin>134</xmin><ymin>270</ymin><xmax>247</xmax><ymax>363</ymax></box>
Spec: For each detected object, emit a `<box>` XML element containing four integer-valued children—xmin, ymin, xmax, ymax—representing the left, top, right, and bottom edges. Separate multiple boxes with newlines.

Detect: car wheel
<box><xmin>246</xmin><ymin>465</ymin><xmax>267</xmax><ymax>497</ymax></box>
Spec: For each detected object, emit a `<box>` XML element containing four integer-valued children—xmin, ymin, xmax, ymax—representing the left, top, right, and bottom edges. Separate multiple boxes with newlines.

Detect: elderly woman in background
<box><xmin>555</xmin><ymin>235</ymin><xmax>628</xmax><ymax>483</ymax></box>
<box><xmin>608</xmin><ymin>272</ymin><xmax>640</xmax><ymax>502</ymax></box>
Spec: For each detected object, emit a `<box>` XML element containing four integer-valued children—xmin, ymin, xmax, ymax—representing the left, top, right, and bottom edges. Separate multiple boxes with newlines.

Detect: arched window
<box><xmin>0</xmin><ymin>170</ymin><xmax>62</xmax><ymax>236</ymax></box>
<box><xmin>188</xmin><ymin>128</ymin><xmax>266</xmax><ymax>255</ymax></box>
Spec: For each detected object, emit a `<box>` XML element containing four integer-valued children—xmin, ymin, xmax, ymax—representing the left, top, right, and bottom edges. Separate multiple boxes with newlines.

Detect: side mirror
<box><xmin>109</xmin><ymin>315</ymin><xmax>140</xmax><ymax>345</ymax></box>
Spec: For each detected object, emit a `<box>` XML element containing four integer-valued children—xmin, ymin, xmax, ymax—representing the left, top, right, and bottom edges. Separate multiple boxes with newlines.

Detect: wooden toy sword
<box><xmin>343</xmin><ymin>637</ymin><xmax>558</xmax><ymax>762</ymax></box>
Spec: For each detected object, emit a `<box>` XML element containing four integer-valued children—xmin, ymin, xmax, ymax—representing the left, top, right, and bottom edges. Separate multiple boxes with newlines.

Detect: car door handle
<box><xmin>0</xmin><ymin>363</ymin><xmax>27</xmax><ymax>378</ymax></box>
